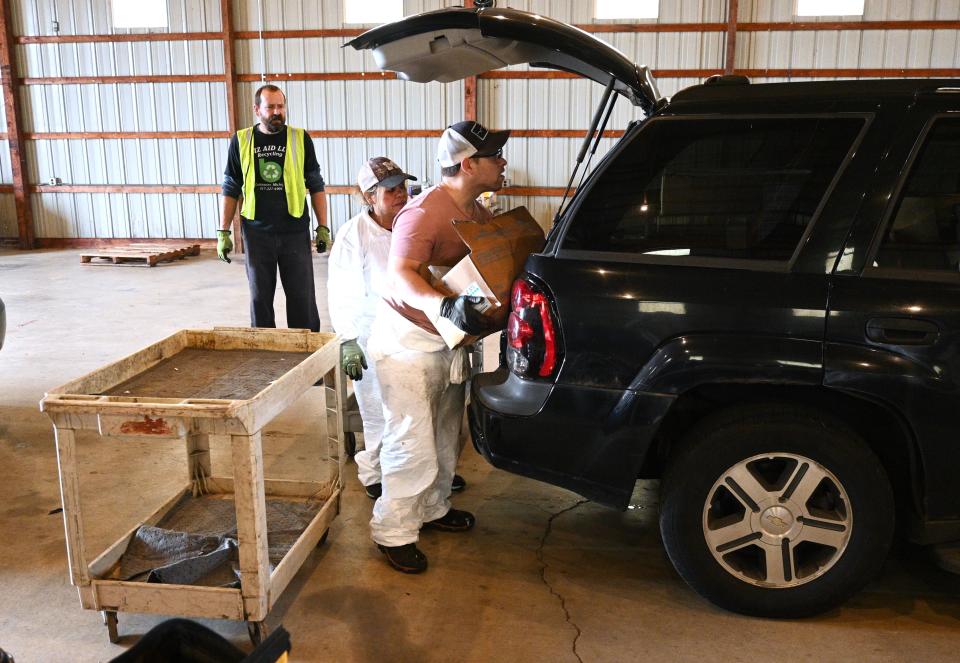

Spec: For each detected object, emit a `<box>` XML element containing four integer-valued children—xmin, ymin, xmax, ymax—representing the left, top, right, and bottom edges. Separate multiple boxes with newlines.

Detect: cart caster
<box><xmin>102</xmin><ymin>610</ymin><xmax>119</xmax><ymax>644</ymax></box>
<box><xmin>317</xmin><ymin>528</ymin><xmax>329</xmax><ymax>547</ymax></box>
<box><xmin>345</xmin><ymin>432</ymin><xmax>356</xmax><ymax>458</ymax></box>
<box><xmin>247</xmin><ymin>620</ymin><xmax>269</xmax><ymax>647</ymax></box>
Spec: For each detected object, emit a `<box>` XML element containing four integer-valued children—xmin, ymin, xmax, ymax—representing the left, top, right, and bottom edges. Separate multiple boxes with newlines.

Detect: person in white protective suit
<box><xmin>328</xmin><ymin>157</ymin><xmax>470</xmax><ymax>500</ymax></box>
<box><xmin>366</xmin><ymin>121</ymin><xmax>510</xmax><ymax>573</ymax></box>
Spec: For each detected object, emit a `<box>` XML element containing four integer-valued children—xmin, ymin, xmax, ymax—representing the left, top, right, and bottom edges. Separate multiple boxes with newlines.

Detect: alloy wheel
<box><xmin>702</xmin><ymin>452</ymin><xmax>853</xmax><ymax>588</ymax></box>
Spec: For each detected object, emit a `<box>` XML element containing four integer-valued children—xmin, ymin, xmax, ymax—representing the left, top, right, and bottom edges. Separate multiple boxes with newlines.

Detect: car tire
<box><xmin>659</xmin><ymin>403</ymin><xmax>894</xmax><ymax>618</ymax></box>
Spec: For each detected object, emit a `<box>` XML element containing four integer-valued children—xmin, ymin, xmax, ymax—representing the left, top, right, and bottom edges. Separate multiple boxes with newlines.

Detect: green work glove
<box><xmin>216</xmin><ymin>229</ymin><xmax>233</xmax><ymax>263</ymax></box>
<box><xmin>315</xmin><ymin>225</ymin><xmax>331</xmax><ymax>254</ymax></box>
<box><xmin>341</xmin><ymin>339</ymin><xmax>367</xmax><ymax>381</ymax></box>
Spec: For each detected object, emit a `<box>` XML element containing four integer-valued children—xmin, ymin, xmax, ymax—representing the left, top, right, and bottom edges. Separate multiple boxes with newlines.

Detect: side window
<box><xmin>563</xmin><ymin>117</ymin><xmax>864</xmax><ymax>261</ymax></box>
<box><xmin>875</xmin><ymin>118</ymin><xmax>960</xmax><ymax>272</ymax></box>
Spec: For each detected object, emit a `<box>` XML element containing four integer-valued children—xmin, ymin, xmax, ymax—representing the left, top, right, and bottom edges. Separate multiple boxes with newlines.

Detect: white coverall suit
<box><xmin>366</xmin><ymin>302</ymin><xmax>469</xmax><ymax>547</ymax></box>
<box><xmin>326</xmin><ymin>209</ymin><xmax>391</xmax><ymax>487</ymax></box>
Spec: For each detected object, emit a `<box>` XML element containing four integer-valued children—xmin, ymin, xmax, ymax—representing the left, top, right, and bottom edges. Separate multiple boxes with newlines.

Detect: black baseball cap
<box><xmin>437</xmin><ymin>121</ymin><xmax>510</xmax><ymax>167</ymax></box>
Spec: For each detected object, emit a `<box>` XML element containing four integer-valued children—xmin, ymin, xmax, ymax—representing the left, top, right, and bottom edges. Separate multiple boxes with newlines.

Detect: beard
<box><xmin>262</xmin><ymin>114</ymin><xmax>285</xmax><ymax>133</ymax></box>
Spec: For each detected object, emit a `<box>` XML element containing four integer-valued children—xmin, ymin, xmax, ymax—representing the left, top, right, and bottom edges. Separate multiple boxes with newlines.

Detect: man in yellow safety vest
<box><xmin>218</xmin><ymin>84</ymin><xmax>329</xmax><ymax>332</ymax></box>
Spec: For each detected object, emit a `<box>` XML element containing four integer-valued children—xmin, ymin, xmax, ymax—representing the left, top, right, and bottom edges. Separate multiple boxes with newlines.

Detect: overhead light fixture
<box><xmin>796</xmin><ymin>0</ymin><xmax>865</xmax><ymax>17</ymax></box>
<box><xmin>111</xmin><ymin>0</ymin><xmax>168</xmax><ymax>28</ymax></box>
<box><xmin>595</xmin><ymin>0</ymin><xmax>659</xmax><ymax>20</ymax></box>
<box><xmin>344</xmin><ymin>0</ymin><xmax>404</xmax><ymax>25</ymax></box>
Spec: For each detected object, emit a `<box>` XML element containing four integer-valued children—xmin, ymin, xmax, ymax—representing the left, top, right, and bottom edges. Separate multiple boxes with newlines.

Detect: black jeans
<box><xmin>241</xmin><ymin>224</ymin><xmax>320</xmax><ymax>332</ymax></box>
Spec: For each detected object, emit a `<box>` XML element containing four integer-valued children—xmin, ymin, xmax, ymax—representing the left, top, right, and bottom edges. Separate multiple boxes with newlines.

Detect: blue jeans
<box><xmin>241</xmin><ymin>224</ymin><xmax>320</xmax><ymax>332</ymax></box>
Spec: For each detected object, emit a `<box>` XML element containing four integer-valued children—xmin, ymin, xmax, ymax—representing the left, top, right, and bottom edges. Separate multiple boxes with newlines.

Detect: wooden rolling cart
<box><xmin>40</xmin><ymin>327</ymin><xmax>345</xmax><ymax>645</ymax></box>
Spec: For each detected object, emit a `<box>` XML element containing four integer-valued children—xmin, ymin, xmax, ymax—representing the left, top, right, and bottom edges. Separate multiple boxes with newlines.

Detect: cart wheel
<box><xmin>345</xmin><ymin>432</ymin><xmax>357</xmax><ymax>458</ymax></box>
<box><xmin>318</xmin><ymin>528</ymin><xmax>329</xmax><ymax>547</ymax></box>
<box><xmin>247</xmin><ymin>620</ymin><xmax>269</xmax><ymax>647</ymax></box>
<box><xmin>102</xmin><ymin>610</ymin><xmax>119</xmax><ymax>644</ymax></box>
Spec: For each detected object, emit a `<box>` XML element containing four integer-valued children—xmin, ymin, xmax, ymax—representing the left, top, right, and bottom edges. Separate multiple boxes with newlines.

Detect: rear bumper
<box><xmin>469</xmin><ymin>368</ymin><xmax>675</xmax><ymax>509</ymax></box>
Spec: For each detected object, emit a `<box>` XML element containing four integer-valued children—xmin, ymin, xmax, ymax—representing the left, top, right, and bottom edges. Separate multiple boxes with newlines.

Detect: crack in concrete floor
<box><xmin>537</xmin><ymin>498</ymin><xmax>590</xmax><ymax>663</ymax></box>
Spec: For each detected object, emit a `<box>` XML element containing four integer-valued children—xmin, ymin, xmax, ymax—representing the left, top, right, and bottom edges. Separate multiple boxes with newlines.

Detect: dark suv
<box><xmin>351</xmin><ymin>7</ymin><xmax>960</xmax><ymax>617</ymax></box>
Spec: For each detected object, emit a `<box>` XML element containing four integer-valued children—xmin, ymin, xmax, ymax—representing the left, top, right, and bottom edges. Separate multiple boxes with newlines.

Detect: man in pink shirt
<box><xmin>366</xmin><ymin>121</ymin><xmax>510</xmax><ymax>573</ymax></box>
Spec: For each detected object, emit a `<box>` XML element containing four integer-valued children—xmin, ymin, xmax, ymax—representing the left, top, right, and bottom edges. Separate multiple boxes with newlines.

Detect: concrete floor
<box><xmin>2</xmin><ymin>247</ymin><xmax>960</xmax><ymax>662</ymax></box>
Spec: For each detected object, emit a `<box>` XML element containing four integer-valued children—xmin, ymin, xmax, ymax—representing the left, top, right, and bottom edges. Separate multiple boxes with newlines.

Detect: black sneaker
<box><xmin>451</xmin><ymin>474</ymin><xmax>467</xmax><ymax>492</ymax></box>
<box><xmin>377</xmin><ymin>543</ymin><xmax>428</xmax><ymax>573</ymax></box>
<box><xmin>423</xmin><ymin>508</ymin><xmax>476</xmax><ymax>532</ymax></box>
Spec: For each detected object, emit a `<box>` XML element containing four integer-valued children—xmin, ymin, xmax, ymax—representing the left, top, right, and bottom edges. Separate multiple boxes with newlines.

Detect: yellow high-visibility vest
<box><xmin>237</xmin><ymin>126</ymin><xmax>306</xmax><ymax>220</ymax></box>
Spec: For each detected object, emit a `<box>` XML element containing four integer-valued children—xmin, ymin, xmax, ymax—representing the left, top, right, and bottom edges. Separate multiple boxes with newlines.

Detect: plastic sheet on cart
<box><xmin>115</xmin><ymin>494</ymin><xmax>323</xmax><ymax>586</ymax></box>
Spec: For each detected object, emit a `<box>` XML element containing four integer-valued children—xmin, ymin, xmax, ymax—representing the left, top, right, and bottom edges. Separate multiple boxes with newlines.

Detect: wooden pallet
<box><xmin>80</xmin><ymin>243</ymin><xmax>201</xmax><ymax>267</ymax></box>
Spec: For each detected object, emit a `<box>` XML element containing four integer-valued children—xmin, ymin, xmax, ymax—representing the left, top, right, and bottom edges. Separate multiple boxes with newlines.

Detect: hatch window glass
<box><xmin>563</xmin><ymin>117</ymin><xmax>863</xmax><ymax>262</ymax></box>
<box><xmin>874</xmin><ymin>118</ymin><xmax>960</xmax><ymax>272</ymax></box>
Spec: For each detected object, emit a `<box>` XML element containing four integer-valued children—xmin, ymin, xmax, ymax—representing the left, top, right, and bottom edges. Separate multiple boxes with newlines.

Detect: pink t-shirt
<box><xmin>387</xmin><ymin>186</ymin><xmax>493</xmax><ymax>334</ymax></box>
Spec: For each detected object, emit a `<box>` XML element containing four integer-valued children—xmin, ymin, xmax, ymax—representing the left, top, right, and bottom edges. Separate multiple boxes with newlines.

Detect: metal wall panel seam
<box><xmin>33</xmin><ymin>4</ymin><xmax>55</xmax><ymax>235</ymax></box>
<box><xmin>25</xmin><ymin>0</ymin><xmax>39</xmax><ymax>77</ymax></box>
<box><xmin>0</xmin><ymin>192</ymin><xmax>13</xmax><ymax>237</ymax></box>
<box><xmin>279</xmin><ymin>2</ymin><xmax>290</xmax><ymax>79</ymax></box>
<box><xmin>90</xmin><ymin>0</ymin><xmax>109</xmax><ymax>238</ymax></box>
<box><xmin>124</xmin><ymin>36</ymin><xmax>149</xmax><ymax>237</ymax></box>
<box><xmin>145</xmin><ymin>38</ymin><xmax>169</xmax><ymax>237</ymax></box>
<box><xmin>184</xmin><ymin>82</ymin><xmax>200</xmax><ymax>237</ymax></box>
<box><xmin>79</xmin><ymin>3</ymin><xmax>100</xmax><ymax>237</ymax></box>
<box><xmin>0</xmin><ymin>137</ymin><xmax>10</xmax><ymax>183</ymax></box>
<box><xmin>185</xmin><ymin>9</ymin><xmax>205</xmax><ymax>237</ymax></box>
<box><xmin>10</xmin><ymin>0</ymin><xmax>25</xmax><ymax>38</ymax></box>
<box><xmin>168</xmin><ymin>4</ymin><xmax>183</xmax><ymax>237</ymax></box>
<box><xmin>111</xmin><ymin>89</ymin><xmax>130</xmax><ymax>238</ymax></box>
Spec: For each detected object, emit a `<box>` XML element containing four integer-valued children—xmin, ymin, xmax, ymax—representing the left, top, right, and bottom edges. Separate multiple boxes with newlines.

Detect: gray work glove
<box><xmin>439</xmin><ymin>295</ymin><xmax>489</xmax><ymax>336</ymax></box>
<box><xmin>341</xmin><ymin>339</ymin><xmax>367</xmax><ymax>381</ymax></box>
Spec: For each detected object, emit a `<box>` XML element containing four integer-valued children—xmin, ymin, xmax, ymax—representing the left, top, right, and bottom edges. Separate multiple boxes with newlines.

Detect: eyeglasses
<box><xmin>471</xmin><ymin>148</ymin><xmax>503</xmax><ymax>159</ymax></box>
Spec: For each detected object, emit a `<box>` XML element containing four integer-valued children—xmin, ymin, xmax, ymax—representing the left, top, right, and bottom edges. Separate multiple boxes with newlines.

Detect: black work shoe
<box><xmin>451</xmin><ymin>474</ymin><xmax>467</xmax><ymax>492</ymax></box>
<box><xmin>378</xmin><ymin>543</ymin><xmax>428</xmax><ymax>573</ymax></box>
<box><xmin>423</xmin><ymin>508</ymin><xmax>476</xmax><ymax>532</ymax></box>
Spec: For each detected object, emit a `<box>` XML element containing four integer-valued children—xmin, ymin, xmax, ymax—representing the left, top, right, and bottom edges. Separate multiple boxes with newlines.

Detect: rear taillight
<box><xmin>506</xmin><ymin>277</ymin><xmax>559</xmax><ymax>378</ymax></box>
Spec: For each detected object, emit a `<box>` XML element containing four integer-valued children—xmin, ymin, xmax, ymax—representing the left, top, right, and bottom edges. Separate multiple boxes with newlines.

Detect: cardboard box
<box><xmin>429</xmin><ymin>206</ymin><xmax>546</xmax><ymax>349</ymax></box>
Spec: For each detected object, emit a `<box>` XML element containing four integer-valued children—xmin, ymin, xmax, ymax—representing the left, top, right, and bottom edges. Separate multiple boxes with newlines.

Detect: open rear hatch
<box><xmin>346</xmin><ymin>5</ymin><xmax>661</xmax><ymax>112</ymax></box>
<box><xmin>348</xmin><ymin>5</ymin><xmax>662</xmax><ymax>224</ymax></box>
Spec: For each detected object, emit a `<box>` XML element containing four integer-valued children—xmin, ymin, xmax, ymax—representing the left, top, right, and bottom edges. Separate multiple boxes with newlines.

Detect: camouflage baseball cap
<box><xmin>357</xmin><ymin>157</ymin><xmax>418</xmax><ymax>191</ymax></box>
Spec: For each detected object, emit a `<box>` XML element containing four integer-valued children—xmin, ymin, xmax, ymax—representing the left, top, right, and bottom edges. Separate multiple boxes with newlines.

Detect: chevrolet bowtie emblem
<box><xmin>767</xmin><ymin>515</ymin><xmax>789</xmax><ymax>528</ymax></box>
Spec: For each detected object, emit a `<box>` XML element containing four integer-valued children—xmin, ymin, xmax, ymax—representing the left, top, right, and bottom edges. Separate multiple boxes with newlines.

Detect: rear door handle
<box><xmin>865</xmin><ymin>317</ymin><xmax>940</xmax><ymax>345</ymax></box>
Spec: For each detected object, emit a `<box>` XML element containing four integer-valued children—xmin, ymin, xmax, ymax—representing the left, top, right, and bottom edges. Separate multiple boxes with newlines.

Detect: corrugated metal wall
<box><xmin>12</xmin><ymin>0</ymin><xmax>225</xmax><ymax>239</ymax></box>
<box><xmin>3</xmin><ymin>0</ymin><xmax>960</xmax><ymax>240</ymax></box>
<box><xmin>741</xmin><ymin>0</ymin><xmax>960</xmax><ymax>82</ymax></box>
